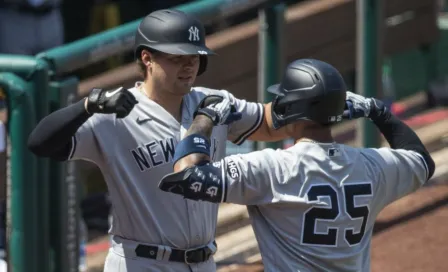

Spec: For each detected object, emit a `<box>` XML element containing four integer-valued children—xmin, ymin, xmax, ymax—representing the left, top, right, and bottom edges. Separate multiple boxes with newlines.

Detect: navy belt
<box><xmin>135</xmin><ymin>240</ymin><xmax>217</xmax><ymax>264</ymax></box>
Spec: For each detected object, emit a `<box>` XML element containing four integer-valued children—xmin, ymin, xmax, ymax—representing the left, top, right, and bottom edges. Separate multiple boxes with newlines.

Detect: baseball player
<box><xmin>159</xmin><ymin>59</ymin><xmax>435</xmax><ymax>272</ymax></box>
<box><xmin>27</xmin><ymin>9</ymin><xmax>294</xmax><ymax>272</ymax></box>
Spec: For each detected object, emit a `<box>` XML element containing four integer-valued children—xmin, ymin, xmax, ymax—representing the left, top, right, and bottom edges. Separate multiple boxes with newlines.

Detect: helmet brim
<box><xmin>147</xmin><ymin>43</ymin><xmax>216</xmax><ymax>56</ymax></box>
<box><xmin>266</xmin><ymin>84</ymin><xmax>285</xmax><ymax>97</ymax></box>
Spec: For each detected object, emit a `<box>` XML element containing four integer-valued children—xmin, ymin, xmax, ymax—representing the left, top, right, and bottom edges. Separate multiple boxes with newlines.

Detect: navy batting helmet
<box><xmin>134</xmin><ymin>9</ymin><xmax>216</xmax><ymax>76</ymax></box>
<box><xmin>267</xmin><ymin>59</ymin><xmax>347</xmax><ymax>129</ymax></box>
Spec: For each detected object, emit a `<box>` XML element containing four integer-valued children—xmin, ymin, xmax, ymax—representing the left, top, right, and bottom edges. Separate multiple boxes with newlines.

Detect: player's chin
<box><xmin>176</xmin><ymin>79</ymin><xmax>195</xmax><ymax>93</ymax></box>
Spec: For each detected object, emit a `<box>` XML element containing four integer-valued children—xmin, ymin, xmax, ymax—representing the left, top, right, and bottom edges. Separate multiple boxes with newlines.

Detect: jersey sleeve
<box><xmin>217</xmin><ymin>90</ymin><xmax>264</xmax><ymax>145</ymax></box>
<box><xmin>68</xmin><ymin>114</ymin><xmax>105</xmax><ymax>163</ymax></box>
<box><xmin>362</xmin><ymin>147</ymin><xmax>429</xmax><ymax>209</ymax></box>
<box><xmin>220</xmin><ymin>148</ymin><xmax>300</xmax><ymax>205</ymax></box>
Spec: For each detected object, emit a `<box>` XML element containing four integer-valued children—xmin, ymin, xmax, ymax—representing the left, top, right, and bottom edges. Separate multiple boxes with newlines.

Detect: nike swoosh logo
<box><xmin>105</xmin><ymin>87</ymin><xmax>123</xmax><ymax>98</ymax></box>
<box><xmin>136</xmin><ymin>117</ymin><xmax>152</xmax><ymax>124</ymax></box>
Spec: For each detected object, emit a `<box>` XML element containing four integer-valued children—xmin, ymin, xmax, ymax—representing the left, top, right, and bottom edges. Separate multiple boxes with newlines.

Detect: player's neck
<box><xmin>294</xmin><ymin>128</ymin><xmax>334</xmax><ymax>144</ymax></box>
<box><xmin>141</xmin><ymin>81</ymin><xmax>183</xmax><ymax>121</ymax></box>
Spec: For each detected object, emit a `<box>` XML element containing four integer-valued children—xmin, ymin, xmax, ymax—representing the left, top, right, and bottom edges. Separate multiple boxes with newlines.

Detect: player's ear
<box><xmin>140</xmin><ymin>49</ymin><xmax>153</xmax><ymax>68</ymax></box>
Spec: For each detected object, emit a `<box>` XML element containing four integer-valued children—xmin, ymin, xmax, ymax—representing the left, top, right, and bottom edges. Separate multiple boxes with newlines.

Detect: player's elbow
<box><xmin>425</xmin><ymin>153</ymin><xmax>435</xmax><ymax>180</ymax></box>
<box><xmin>27</xmin><ymin>133</ymin><xmax>70</xmax><ymax>161</ymax></box>
<box><xmin>415</xmin><ymin>148</ymin><xmax>435</xmax><ymax>181</ymax></box>
<box><xmin>27</xmin><ymin>130</ymin><xmax>46</xmax><ymax>157</ymax></box>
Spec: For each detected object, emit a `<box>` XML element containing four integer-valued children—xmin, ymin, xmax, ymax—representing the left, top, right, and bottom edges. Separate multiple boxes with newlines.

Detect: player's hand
<box><xmin>86</xmin><ymin>87</ymin><xmax>138</xmax><ymax>118</ymax></box>
<box><xmin>194</xmin><ymin>95</ymin><xmax>242</xmax><ymax>125</ymax></box>
<box><xmin>342</xmin><ymin>91</ymin><xmax>387</xmax><ymax>121</ymax></box>
<box><xmin>158</xmin><ymin>164</ymin><xmax>224</xmax><ymax>203</ymax></box>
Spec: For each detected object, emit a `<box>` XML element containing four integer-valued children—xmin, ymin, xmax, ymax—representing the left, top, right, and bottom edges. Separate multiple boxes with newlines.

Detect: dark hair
<box><xmin>136</xmin><ymin>57</ymin><xmax>147</xmax><ymax>80</ymax></box>
<box><xmin>136</xmin><ymin>47</ymin><xmax>158</xmax><ymax>80</ymax></box>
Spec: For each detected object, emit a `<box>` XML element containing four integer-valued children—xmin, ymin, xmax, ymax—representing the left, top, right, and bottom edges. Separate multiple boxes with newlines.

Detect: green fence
<box><xmin>1</xmin><ymin>1</ymin><xmax>282</xmax><ymax>271</ymax></box>
<box><xmin>0</xmin><ymin>72</ymin><xmax>40</xmax><ymax>272</ymax></box>
<box><xmin>0</xmin><ymin>57</ymin><xmax>51</xmax><ymax>272</ymax></box>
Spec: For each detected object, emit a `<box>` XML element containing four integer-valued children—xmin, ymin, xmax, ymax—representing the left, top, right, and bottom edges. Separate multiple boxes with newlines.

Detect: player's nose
<box><xmin>182</xmin><ymin>55</ymin><xmax>199</xmax><ymax>66</ymax></box>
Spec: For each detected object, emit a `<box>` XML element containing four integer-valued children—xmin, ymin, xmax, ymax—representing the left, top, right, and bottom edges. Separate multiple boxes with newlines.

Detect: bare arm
<box><xmin>173</xmin><ymin>115</ymin><xmax>215</xmax><ymax>172</ymax></box>
<box><xmin>247</xmin><ymin>103</ymin><xmax>289</xmax><ymax>142</ymax></box>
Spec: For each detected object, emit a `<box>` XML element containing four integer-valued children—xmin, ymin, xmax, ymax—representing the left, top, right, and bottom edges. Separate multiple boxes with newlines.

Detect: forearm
<box><xmin>159</xmin><ymin>114</ymin><xmax>226</xmax><ymax>203</ymax></box>
<box><xmin>174</xmin><ymin>115</ymin><xmax>215</xmax><ymax>172</ymax></box>
<box><xmin>27</xmin><ymin>98</ymin><xmax>91</xmax><ymax>159</ymax></box>
<box><xmin>372</xmin><ymin>111</ymin><xmax>435</xmax><ymax>178</ymax></box>
<box><xmin>184</xmin><ymin>115</ymin><xmax>215</xmax><ymax>138</ymax></box>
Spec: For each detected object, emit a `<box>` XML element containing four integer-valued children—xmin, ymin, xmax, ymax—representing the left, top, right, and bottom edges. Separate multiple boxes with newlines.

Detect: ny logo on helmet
<box><xmin>188</xmin><ymin>26</ymin><xmax>200</xmax><ymax>42</ymax></box>
<box><xmin>190</xmin><ymin>182</ymin><xmax>202</xmax><ymax>193</ymax></box>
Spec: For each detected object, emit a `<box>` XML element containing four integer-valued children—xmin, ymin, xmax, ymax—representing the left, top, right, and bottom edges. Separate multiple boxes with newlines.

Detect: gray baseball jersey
<box><xmin>215</xmin><ymin>142</ymin><xmax>428</xmax><ymax>271</ymax></box>
<box><xmin>69</xmin><ymin>83</ymin><xmax>263</xmax><ymax>249</ymax></box>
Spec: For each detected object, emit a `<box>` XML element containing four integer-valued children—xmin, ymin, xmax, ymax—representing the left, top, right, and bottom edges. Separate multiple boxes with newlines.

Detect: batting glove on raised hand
<box><xmin>343</xmin><ymin>91</ymin><xmax>388</xmax><ymax>121</ymax></box>
<box><xmin>194</xmin><ymin>95</ymin><xmax>242</xmax><ymax>125</ymax></box>
<box><xmin>86</xmin><ymin>87</ymin><xmax>138</xmax><ymax>118</ymax></box>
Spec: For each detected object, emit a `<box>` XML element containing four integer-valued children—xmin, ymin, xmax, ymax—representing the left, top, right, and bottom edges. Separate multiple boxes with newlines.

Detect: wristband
<box><xmin>173</xmin><ymin>134</ymin><xmax>211</xmax><ymax>165</ymax></box>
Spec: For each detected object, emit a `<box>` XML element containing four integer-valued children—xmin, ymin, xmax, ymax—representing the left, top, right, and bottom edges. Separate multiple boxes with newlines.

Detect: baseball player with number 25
<box><xmin>27</xmin><ymin>9</ymin><xmax>301</xmax><ymax>272</ymax></box>
<box><xmin>159</xmin><ymin>59</ymin><xmax>435</xmax><ymax>272</ymax></box>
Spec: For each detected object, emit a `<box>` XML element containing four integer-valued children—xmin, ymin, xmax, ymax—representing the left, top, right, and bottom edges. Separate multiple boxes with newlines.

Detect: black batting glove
<box><xmin>86</xmin><ymin>87</ymin><xmax>138</xmax><ymax>118</ymax></box>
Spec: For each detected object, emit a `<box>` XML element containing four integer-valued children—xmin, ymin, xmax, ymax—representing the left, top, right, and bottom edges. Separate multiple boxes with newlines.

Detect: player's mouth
<box><xmin>178</xmin><ymin>75</ymin><xmax>193</xmax><ymax>81</ymax></box>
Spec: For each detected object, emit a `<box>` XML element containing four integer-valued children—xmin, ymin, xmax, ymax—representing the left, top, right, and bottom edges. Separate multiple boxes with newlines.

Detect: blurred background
<box><xmin>1</xmin><ymin>0</ymin><xmax>448</xmax><ymax>271</ymax></box>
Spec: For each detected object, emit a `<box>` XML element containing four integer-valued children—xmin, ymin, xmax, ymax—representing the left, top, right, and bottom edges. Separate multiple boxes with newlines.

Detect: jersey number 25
<box><xmin>301</xmin><ymin>183</ymin><xmax>372</xmax><ymax>247</ymax></box>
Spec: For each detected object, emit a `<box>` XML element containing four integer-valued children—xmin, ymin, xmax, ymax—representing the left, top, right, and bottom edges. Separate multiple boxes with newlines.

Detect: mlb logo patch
<box><xmin>328</xmin><ymin>148</ymin><xmax>341</xmax><ymax>157</ymax></box>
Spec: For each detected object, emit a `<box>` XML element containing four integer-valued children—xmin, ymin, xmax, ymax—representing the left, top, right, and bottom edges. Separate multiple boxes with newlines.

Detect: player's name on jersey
<box><xmin>131</xmin><ymin>138</ymin><xmax>176</xmax><ymax>171</ymax></box>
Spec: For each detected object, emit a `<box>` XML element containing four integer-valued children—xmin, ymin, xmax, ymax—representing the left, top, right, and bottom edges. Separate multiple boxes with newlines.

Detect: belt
<box><xmin>135</xmin><ymin>240</ymin><xmax>217</xmax><ymax>264</ymax></box>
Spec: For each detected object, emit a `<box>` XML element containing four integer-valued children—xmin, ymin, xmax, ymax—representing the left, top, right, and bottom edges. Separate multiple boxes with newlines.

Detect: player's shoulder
<box><xmin>360</xmin><ymin>146</ymin><xmax>399</xmax><ymax>160</ymax></box>
<box><xmin>126</xmin><ymin>83</ymin><xmax>143</xmax><ymax>97</ymax></box>
<box><xmin>225</xmin><ymin>147</ymin><xmax>287</xmax><ymax>166</ymax></box>
<box><xmin>183</xmin><ymin>87</ymin><xmax>233</xmax><ymax>108</ymax></box>
<box><xmin>352</xmin><ymin>146</ymin><xmax>385</xmax><ymax>164</ymax></box>
<box><xmin>359</xmin><ymin>147</ymin><xmax>423</xmax><ymax>171</ymax></box>
<box><xmin>190</xmin><ymin>86</ymin><xmax>229</xmax><ymax>96</ymax></box>
<box><xmin>125</xmin><ymin>82</ymin><xmax>162</xmax><ymax>109</ymax></box>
